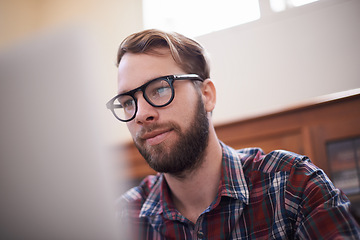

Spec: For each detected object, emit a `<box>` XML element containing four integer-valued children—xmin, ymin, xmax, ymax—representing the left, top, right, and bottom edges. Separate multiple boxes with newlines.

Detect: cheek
<box><xmin>171</xmin><ymin>101</ymin><xmax>198</xmax><ymax>128</ymax></box>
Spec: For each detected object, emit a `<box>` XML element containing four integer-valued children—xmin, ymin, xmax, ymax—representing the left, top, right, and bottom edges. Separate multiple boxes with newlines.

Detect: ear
<box><xmin>201</xmin><ymin>79</ymin><xmax>216</xmax><ymax>112</ymax></box>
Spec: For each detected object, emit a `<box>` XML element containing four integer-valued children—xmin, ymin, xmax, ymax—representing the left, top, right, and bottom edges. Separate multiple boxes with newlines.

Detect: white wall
<box><xmin>196</xmin><ymin>0</ymin><xmax>360</xmax><ymax>125</ymax></box>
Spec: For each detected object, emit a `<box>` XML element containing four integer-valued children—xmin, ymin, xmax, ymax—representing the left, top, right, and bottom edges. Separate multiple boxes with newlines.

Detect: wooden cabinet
<box><xmin>215</xmin><ymin>89</ymin><xmax>360</xmax><ymax>176</ymax></box>
<box><xmin>118</xmin><ymin>89</ymin><xmax>360</xmax><ymax>192</ymax></box>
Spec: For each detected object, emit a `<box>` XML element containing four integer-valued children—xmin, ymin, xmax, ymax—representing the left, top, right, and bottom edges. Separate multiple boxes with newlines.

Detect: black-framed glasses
<box><xmin>106</xmin><ymin>74</ymin><xmax>204</xmax><ymax>122</ymax></box>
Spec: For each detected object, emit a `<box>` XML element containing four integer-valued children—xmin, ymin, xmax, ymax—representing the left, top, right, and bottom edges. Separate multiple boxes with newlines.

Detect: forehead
<box><xmin>117</xmin><ymin>51</ymin><xmax>185</xmax><ymax>94</ymax></box>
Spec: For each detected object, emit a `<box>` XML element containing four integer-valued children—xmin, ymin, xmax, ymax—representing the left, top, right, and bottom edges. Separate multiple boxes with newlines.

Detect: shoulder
<box><xmin>122</xmin><ymin>174</ymin><xmax>161</xmax><ymax>202</ymax></box>
<box><xmin>237</xmin><ymin>147</ymin><xmax>312</xmax><ymax>174</ymax></box>
<box><xmin>238</xmin><ymin>147</ymin><xmax>332</xmax><ymax>196</ymax></box>
<box><xmin>221</xmin><ymin>142</ymin><xmax>319</xmax><ymax>191</ymax></box>
<box><xmin>116</xmin><ymin>174</ymin><xmax>162</xmax><ymax>218</ymax></box>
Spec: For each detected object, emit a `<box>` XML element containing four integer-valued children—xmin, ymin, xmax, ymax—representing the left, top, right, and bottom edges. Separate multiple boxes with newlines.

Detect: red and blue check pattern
<box><xmin>118</xmin><ymin>142</ymin><xmax>360</xmax><ymax>239</ymax></box>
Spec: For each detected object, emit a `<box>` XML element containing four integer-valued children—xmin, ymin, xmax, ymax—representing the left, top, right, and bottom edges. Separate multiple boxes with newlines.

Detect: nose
<box><xmin>134</xmin><ymin>93</ymin><xmax>158</xmax><ymax>124</ymax></box>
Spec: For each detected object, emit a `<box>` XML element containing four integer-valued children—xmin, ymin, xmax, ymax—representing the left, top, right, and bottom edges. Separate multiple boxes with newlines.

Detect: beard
<box><xmin>133</xmin><ymin>97</ymin><xmax>209</xmax><ymax>177</ymax></box>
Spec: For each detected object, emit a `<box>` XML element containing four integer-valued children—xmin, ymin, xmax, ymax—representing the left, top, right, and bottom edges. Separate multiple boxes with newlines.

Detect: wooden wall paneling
<box><xmin>220</xmin><ymin>127</ymin><xmax>304</xmax><ymax>155</ymax></box>
<box><xmin>301</xmin><ymin>126</ymin><xmax>315</xmax><ymax>162</ymax></box>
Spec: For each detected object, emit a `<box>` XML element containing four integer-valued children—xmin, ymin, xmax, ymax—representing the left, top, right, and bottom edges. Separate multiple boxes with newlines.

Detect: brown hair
<box><xmin>116</xmin><ymin>29</ymin><xmax>210</xmax><ymax>80</ymax></box>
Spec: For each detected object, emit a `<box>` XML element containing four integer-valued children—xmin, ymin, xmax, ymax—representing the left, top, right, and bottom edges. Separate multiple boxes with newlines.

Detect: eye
<box><xmin>146</xmin><ymin>80</ymin><xmax>171</xmax><ymax>100</ymax></box>
<box><xmin>153</xmin><ymin>86</ymin><xmax>171</xmax><ymax>97</ymax></box>
<box><xmin>116</xmin><ymin>95</ymin><xmax>135</xmax><ymax>110</ymax></box>
<box><xmin>122</xmin><ymin>99</ymin><xmax>135</xmax><ymax>108</ymax></box>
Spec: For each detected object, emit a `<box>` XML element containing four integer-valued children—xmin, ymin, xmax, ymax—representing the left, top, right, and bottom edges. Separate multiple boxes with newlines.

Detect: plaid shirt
<box><xmin>118</xmin><ymin>142</ymin><xmax>360</xmax><ymax>239</ymax></box>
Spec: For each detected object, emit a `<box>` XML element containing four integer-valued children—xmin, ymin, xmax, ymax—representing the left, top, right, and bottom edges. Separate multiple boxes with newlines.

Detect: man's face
<box><xmin>117</xmin><ymin>50</ymin><xmax>209</xmax><ymax>175</ymax></box>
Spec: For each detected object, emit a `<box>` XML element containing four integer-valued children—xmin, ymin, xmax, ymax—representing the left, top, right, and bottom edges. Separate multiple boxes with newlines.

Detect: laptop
<box><xmin>0</xmin><ymin>27</ymin><xmax>126</xmax><ymax>240</ymax></box>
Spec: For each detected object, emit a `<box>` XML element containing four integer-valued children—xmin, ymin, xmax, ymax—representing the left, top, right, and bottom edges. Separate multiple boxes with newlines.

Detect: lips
<box><xmin>140</xmin><ymin>128</ymin><xmax>173</xmax><ymax>146</ymax></box>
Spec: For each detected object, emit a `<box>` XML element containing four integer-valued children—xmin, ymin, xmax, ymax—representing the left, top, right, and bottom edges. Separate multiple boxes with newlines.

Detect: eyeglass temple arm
<box><xmin>173</xmin><ymin>74</ymin><xmax>204</xmax><ymax>81</ymax></box>
<box><xmin>106</xmin><ymin>101</ymin><xmax>123</xmax><ymax>109</ymax></box>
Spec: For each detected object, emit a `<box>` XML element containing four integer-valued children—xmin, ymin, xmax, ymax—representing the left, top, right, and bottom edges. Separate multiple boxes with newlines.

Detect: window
<box><xmin>142</xmin><ymin>0</ymin><xmax>260</xmax><ymax>37</ymax></box>
<box><xmin>270</xmin><ymin>0</ymin><xmax>320</xmax><ymax>12</ymax></box>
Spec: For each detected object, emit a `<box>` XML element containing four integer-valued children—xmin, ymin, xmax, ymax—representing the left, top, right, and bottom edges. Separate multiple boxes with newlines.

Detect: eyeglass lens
<box><xmin>113</xmin><ymin>95</ymin><xmax>136</xmax><ymax>121</ymax></box>
<box><xmin>144</xmin><ymin>79</ymin><xmax>172</xmax><ymax>106</ymax></box>
<box><xmin>113</xmin><ymin>78</ymin><xmax>173</xmax><ymax>121</ymax></box>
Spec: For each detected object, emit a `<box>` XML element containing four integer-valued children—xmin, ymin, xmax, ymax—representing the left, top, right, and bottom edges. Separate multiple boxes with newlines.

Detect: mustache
<box><xmin>135</xmin><ymin>122</ymin><xmax>181</xmax><ymax>141</ymax></box>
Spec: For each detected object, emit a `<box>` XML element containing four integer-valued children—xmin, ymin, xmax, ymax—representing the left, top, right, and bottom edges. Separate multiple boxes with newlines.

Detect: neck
<box><xmin>164</xmin><ymin>126</ymin><xmax>222</xmax><ymax>223</ymax></box>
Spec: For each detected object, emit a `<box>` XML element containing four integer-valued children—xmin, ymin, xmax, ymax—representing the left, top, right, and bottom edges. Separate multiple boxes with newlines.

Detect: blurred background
<box><xmin>1</xmin><ymin>0</ymin><xmax>360</xmax><ymax>237</ymax></box>
<box><xmin>1</xmin><ymin>0</ymin><xmax>359</xmax><ymax>144</ymax></box>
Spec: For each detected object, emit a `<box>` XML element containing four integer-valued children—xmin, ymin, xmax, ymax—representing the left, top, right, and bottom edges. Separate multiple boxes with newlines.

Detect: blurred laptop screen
<box><xmin>0</xmin><ymin>27</ymin><xmax>123</xmax><ymax>240</ymax></box>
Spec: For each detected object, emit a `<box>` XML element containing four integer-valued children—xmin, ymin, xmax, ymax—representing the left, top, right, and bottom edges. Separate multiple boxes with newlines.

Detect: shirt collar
<box><xmin>139</xmin><ymin>141</ymin><xmax>249</xmax><ymax>218</ymax></box>
<box><xmin>218</xmin><ymin>141</ymin><xmax>249</xmax><ymax>204</ymax></box>
<box><xmin>139</xmin><ymin>174</ymin><xmax>163</xmax><ymax>218</ymax></box>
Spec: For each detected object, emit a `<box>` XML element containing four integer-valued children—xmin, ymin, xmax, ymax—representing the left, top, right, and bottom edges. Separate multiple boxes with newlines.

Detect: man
<box><xmin>107</xmin><ymin>29</ymin><xmax>360</xmax><ymax>239</ymax></box>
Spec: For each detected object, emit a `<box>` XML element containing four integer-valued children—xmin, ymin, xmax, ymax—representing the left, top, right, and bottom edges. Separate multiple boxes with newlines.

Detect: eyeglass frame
<box><xmin>106</xmin><ymin>74</ymin><xmax>204</xmax><ymax>122</ymax></box>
